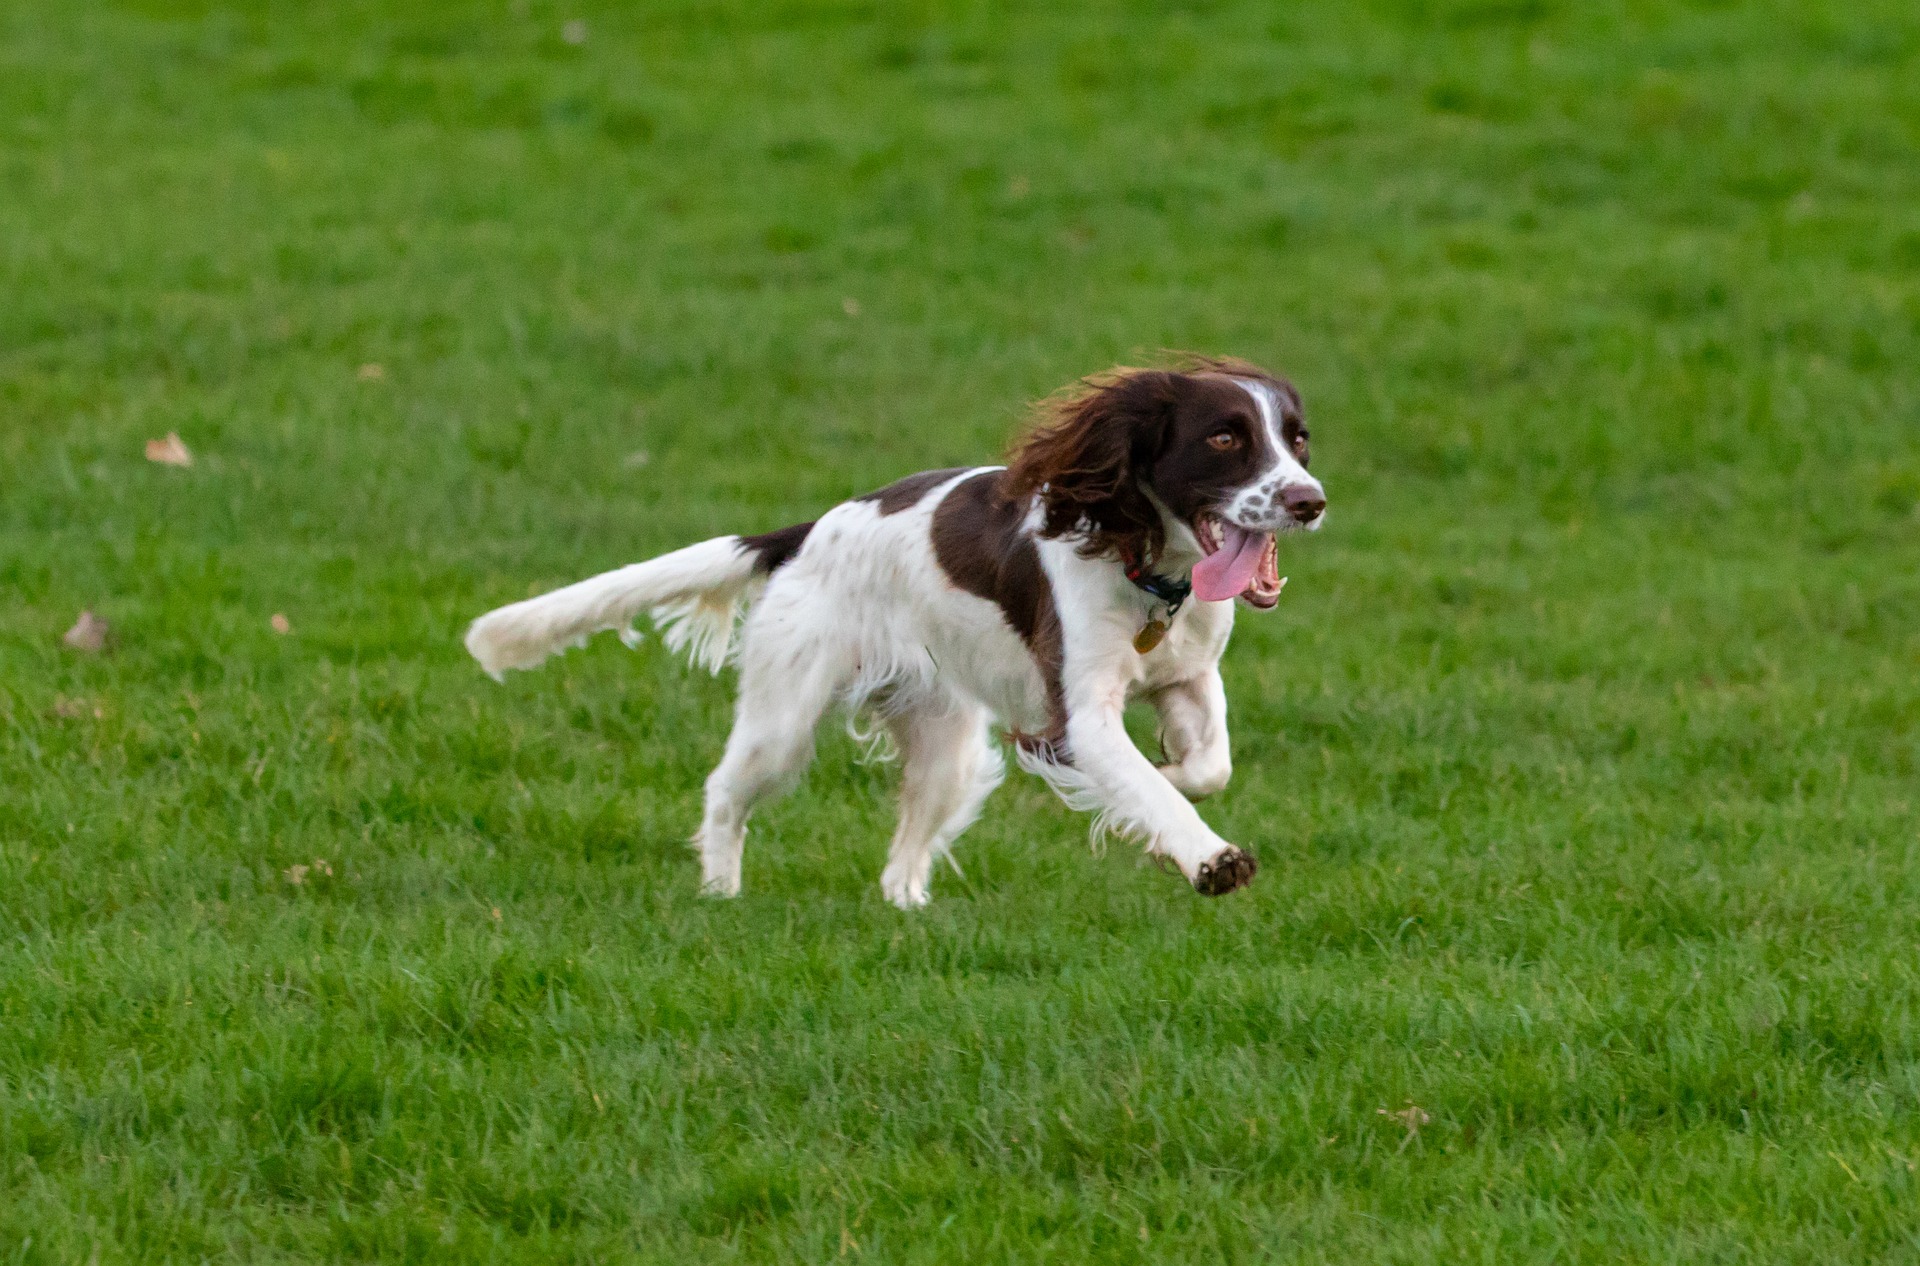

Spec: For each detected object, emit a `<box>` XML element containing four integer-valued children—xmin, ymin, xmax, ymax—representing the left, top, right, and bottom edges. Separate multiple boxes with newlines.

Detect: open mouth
<box><xmin>1193</xmin><ymin>514</ymin><xmax>1284</xmax><ymax>608</ymax></box>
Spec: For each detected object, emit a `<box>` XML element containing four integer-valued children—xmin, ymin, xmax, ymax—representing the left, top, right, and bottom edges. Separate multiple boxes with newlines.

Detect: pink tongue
<box><xmin>1192</xmin><ymin>524</ymin><xmax>1268</xmax><ymax>602</ymax></box>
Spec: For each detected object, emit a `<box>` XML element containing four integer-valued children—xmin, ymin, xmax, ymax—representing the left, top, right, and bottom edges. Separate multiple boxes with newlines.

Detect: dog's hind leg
<box><xmin>694</xmin><ymin>633</ymin><xmax>847</xmax><ymax>897</ymax></box>
<box><xmin>880</xmin><ymin>699</ymin><xmax>1003</xmax><ymax>909</ymax></box>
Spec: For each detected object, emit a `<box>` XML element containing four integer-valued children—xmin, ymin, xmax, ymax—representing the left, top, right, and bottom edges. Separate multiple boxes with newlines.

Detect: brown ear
<box><xmin>1003</xmin><ymin>369</ymin><xmax>1180</xmax><ymax>563</ymax></box>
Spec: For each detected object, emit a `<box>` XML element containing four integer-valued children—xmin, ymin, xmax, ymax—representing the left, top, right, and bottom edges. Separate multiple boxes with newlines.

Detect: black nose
<box><xmin>1281</xmin><ymin>485</ymin><xmax>1325</xmax><ymax>523</ymax></box>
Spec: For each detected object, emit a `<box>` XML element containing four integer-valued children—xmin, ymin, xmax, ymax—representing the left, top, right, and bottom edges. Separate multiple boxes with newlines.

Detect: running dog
<box><xmin>465</xmin><ymin>357</ymin><xmax>1325</xmax><ymax>907</ymax></box>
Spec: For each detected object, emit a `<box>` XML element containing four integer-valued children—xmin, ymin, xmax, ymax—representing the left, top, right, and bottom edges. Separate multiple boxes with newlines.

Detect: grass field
<box><xmin>4</xmin><ymin>0</ymin><xmax>1920</xmax><ymax>1260</ymax></box>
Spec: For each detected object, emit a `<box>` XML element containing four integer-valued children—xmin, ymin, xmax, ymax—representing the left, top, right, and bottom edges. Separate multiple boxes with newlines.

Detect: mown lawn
<box><xmin>3</xmin><ymin>0</ymin><xmax>1919</xmax><ymax>1260</ymax></box>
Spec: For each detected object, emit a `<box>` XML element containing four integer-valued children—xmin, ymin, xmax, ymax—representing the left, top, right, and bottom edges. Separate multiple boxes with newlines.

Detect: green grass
<box><xmin>3</xmin><ymin>0</ymin><xmax>1919</xmax><ymax>1259</ymax></box>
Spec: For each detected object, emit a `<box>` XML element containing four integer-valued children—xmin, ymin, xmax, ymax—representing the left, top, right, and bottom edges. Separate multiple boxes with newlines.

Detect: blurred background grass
<box><xmin>2</xmin><ymin>1</ymin><xmax>1919</xmax><ymax>1261</ymax></box>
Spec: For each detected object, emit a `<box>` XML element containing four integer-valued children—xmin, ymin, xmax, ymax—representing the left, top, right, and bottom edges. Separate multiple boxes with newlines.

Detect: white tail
<box><xmin>465</xmin><ymin>536</ymin><xmax>763</xmax><ymax>679</ymax></box>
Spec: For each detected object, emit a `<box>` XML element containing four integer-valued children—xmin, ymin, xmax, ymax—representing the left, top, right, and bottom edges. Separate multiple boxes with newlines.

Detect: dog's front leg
<box><xmin>1149</xmin><ymin>670</ymin><xmax>1231</xmax><ymax>801</ymax></box>
<box><xmin>1061</xmin><ymin>686</ymin><xmax>1257</xmax><ymax>896</ymax></box>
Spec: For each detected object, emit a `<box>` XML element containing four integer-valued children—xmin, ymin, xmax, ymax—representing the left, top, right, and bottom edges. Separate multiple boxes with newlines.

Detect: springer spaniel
<box><xmin>466</xmin><ymin>357</ymin><xmax>1325</xmax><ymax>908</ymax></box>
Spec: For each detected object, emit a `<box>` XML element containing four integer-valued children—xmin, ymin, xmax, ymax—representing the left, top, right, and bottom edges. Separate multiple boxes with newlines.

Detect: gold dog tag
<box><xmin>1133</xmin><ymin>617</ymin><xmax>1168</xmax><ymax>654</ymax></box>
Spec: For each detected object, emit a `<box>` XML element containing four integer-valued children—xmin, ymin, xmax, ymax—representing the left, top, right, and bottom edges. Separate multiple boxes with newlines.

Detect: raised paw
<box><xmin>1192</xmin><ymin>847</ymin><xmax>1257</xmax><ymax>897</ymax></box>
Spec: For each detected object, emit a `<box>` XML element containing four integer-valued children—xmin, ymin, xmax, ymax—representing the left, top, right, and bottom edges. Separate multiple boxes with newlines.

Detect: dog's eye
<box><xmin>1207</xmin><ymin>429</ymin><xmax>1241</xmax><ymax>451</ymax></box>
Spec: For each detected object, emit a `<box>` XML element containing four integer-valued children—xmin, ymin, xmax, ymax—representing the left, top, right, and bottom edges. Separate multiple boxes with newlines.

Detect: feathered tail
<box><xmin>465</xmin><ymin>536</ymin><xmax>764</xmax><ymax>679</ymax></box>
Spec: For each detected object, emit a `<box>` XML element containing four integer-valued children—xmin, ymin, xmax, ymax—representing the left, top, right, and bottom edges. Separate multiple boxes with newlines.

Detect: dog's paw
<box><xmin>880</xmin><ymin>866</ymin><xmax>931</xmax><ymax>911</ymax></box>
<box><xmin>1192</xmin><ymin>847</ymin><xmax>1257</xmax><ymax>897</ymax></box>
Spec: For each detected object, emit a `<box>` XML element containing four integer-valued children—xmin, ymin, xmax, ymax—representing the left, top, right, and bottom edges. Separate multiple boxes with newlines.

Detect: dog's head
<box><xmin>1003</xmin><ymin>357</ymin><xmax>1324</xmax><ymax>607</ymax></box>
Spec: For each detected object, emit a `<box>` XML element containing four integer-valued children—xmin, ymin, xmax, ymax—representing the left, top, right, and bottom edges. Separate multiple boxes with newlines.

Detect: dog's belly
<box><xmin>771</xmin><ymin>492</ymin><xmax>1065</xmax><ymax>736</ymax></box>
<box><xmin>916</xmin><ymin>603</ymin><xmax>1053</xmax><ymax>734</ymax></box>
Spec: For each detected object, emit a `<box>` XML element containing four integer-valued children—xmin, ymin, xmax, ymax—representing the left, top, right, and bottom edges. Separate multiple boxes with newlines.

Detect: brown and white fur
<box><xmin>465</xmin><ymin>358</ymin><xmax>1325</xmax><ymax>908</ymax></box>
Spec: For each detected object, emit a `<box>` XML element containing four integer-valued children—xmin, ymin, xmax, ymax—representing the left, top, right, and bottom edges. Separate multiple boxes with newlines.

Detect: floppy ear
<box><xmin>1003</xmin><ymin>369</ymin><xmax>1181</xmax><ymax>562</ymax></box>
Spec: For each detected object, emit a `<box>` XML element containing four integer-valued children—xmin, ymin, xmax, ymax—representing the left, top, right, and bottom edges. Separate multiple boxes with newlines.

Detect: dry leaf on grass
<box><xmin>63</xmin><ymin>611</ymin><xmax>110</xmax><ymax>653</ymax></box>
<box><xmin>285</xmin><ymin>858</ymin><xmax>333</xmax><ymax>886</ymax></box>
<box><xmin>270</xmin><ymin>613</ymin><xmax>292</xmax><ymax>635</ymax></box>
<box><xmin>144</xmin><ymin>432</ymin><xmax>193</xmax><ymax>467</ymax></box>
<box><xmin>356</xmin><ymin>362</ymin><xmax>386</xmax><ymax>381</ymax></box>
<box><xmin>1379</xmin><ymin>1101</ymin><xmax>1432</xmax><ymax>1152</ymax></box>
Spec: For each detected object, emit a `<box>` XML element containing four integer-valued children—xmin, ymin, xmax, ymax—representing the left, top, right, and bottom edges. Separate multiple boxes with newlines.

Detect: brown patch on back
<box><xmin>856</xmin><ymin>467</ymin><xmax>973</xmax><ymax>516</ymax></box>
<box><xmin>738</xmin><ymin>521</ymin><xmax>814</xmax><ymax>575</ymax></box>
<box><xmin>929</xmin><ymin>470</ymin><xmax>1067</xmax><ymax>746</ymax></box>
